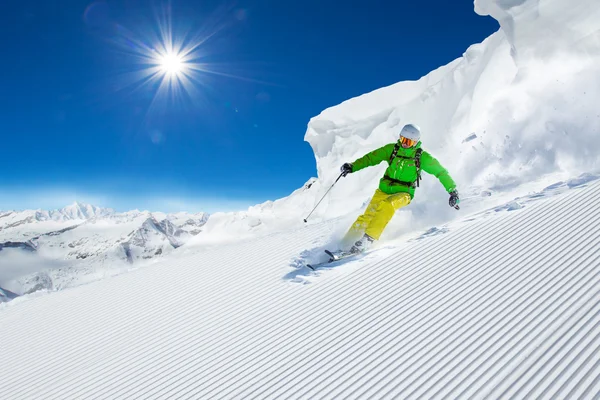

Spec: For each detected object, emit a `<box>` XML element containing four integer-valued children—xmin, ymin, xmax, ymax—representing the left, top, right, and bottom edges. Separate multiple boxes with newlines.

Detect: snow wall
<box><xmin>189</xmin><ymin>0</ymin><xmax>600</xmax><ymax>246</ymax></box>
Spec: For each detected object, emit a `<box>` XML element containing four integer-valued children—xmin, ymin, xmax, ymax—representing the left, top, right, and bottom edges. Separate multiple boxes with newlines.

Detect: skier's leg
<box><xmin>343</xmin><ymin>189</ymin><xmax>388</xmax><ymax>244</ymax></box>
<box><xmin>364</xmin><ymin>192</ymin><xmax>411</xmax><ymax>240</ymax></box>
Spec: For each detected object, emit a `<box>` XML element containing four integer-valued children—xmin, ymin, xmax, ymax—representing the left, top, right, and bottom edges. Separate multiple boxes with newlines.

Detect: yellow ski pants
<box><xmin>346</xmin><ymin>189</ymin><xmax>411</xmax><ymax>241</ymax></box>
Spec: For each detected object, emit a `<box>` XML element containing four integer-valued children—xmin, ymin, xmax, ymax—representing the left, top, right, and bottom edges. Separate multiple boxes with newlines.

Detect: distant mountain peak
<box><xmin>59</xmin><ymin>202</ymin><xmax>113</xmax><ymax>220</ymax></box>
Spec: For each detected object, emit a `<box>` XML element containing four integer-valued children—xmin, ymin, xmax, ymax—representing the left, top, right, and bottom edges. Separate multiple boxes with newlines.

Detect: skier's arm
<box><xmin>351</xmin><ymin>144</ymin><xmax>394</xmax><ymax>173</ymax></box>
<box><xmin>420</xmin><ymin>151</ymin><xmax>457</xmax><ymax>192</ymax></box>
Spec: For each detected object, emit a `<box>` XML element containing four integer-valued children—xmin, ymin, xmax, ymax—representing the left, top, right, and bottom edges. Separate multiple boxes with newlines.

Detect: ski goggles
<box><xmin>400</xmin><ymin>136</ymin><xmax>418</xmax><ymax>148</ymax></box>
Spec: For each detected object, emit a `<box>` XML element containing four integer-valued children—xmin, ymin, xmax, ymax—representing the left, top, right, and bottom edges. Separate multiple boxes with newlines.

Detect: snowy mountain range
<box><xmin>0</xmin><ymin>202</ymin><xmax>208</xmax><ymax>295</ymax></box>
<box><xmin>2</xmin><ymin>0</ymin><xmax>600</xmax><ymax>396</ymax></box>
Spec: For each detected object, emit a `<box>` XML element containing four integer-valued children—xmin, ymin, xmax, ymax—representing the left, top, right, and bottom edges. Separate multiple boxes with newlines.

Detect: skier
<box><xmin>340</xmin><ymin>123</ymin><xmax>459</xmax><ymax>254</ymax></box>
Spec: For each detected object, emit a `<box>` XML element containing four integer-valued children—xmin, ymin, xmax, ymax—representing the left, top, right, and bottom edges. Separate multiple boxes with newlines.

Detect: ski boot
<box><xmin>350</xmin><ymin>233</ymin><xmax>374</xmax><ymax>254</ymax></box>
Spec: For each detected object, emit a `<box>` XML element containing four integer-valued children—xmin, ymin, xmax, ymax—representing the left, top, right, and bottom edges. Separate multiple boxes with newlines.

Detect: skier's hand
<box><xmin>340</xmin><ymin>163</ymin><xmax>353</xmax><ymax>177</ymax></box>
<box><xmin>449</xmin><ymin>189</ymin><xmax>460</xmax><ymax>210</ymax></box>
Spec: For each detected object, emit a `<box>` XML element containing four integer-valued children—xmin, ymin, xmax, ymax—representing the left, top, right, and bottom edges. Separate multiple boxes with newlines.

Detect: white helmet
<box><xmin>399</xmin><ymin>123</ymin><xmax>421</xmax><ymax>142</ymax></box>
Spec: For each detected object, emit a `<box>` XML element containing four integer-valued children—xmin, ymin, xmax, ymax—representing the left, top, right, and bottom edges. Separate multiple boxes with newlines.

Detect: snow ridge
<box><xmin>186</xmin><ymin>0</ymin><xmax>600</xmax><ymax>248</ymax></box>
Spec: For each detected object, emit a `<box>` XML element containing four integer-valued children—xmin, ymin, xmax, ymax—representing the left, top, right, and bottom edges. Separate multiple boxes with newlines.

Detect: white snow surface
<box><xmin>1</xmin><ymin>169</ymin><xmax>599</xmax><ymax>399</ymax></box>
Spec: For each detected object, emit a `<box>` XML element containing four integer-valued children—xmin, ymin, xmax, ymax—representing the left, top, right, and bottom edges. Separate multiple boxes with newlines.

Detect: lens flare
<box><xmin>105</xmin><ymin>2</ymin><xmax>215</xmax><ymax>114</ymax></box>
<box><xmin>105</xmin><ymin>2</ymin><xmax>273</xmax><ymax>127</ymax></box>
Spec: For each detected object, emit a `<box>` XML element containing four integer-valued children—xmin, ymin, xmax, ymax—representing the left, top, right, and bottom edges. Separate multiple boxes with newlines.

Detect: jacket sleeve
<box><xmin>420</xmin><ymin>150</ymin><xmax>457</xmax><ymax>192</ymax></box>
<box><xmin>351</xmin><ymin>144</ymin><xmax>394</xmax><ymax>173</ymax></box>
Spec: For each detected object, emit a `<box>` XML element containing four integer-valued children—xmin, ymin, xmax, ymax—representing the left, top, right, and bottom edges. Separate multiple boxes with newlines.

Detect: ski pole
<box><xmin>303</xmin><ymin>172</ymin><xmax>345</xmax><ymax>223</ymax></box>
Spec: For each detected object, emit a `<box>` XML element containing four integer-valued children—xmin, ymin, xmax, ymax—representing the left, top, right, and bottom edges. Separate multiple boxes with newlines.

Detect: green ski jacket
<box><xmin>351</xmin><ymin>141</ymin><xmax>456</xmax><ymax>198</ymax></box>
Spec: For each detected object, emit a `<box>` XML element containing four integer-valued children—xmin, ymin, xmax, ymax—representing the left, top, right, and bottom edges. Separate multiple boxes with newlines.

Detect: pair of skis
<box><xmin>305</xmin><ymin>249</ymin><xmax>359</xmax><ymax>270</ymax></box>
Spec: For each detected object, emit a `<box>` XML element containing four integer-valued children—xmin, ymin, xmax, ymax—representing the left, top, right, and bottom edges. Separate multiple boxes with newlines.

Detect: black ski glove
<box><xmin>340</xmin><ymin>163</ymin><xmax>353</xmax><ymax>177</ymax></box>
<box><xmin>449</xmin><ymin>189</ymin><xmax>460</xmax><ymax>209</ymax></box>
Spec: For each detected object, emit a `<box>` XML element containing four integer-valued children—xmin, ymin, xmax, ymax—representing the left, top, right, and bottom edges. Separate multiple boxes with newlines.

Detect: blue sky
<box><xmin>0</xmin><ymin>0</ymin><xmax>498</xmax><ymax>213</ymax></box>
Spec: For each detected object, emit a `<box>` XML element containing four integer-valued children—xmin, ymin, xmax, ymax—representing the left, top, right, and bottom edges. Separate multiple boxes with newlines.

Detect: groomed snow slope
<box><xmin>2</xmin><ymin>178</ymin><xmax>599</xmax><ymax>399</ymax></box>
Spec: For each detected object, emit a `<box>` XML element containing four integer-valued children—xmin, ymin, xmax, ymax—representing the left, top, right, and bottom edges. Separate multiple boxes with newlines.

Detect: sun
<box><xmin>108</xmin><ymin>3</ymin><xmax>263</xmax><ymax>115</ymax></box>
<box><xmin>106</xmin><ymin>4</ymin><xmax>210</xmax><ymax>107</ymax></box>
<box><xmin>159</xmin><ymin>52</ymin><xmax>185</xmax><ymax>76</ymax></box>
